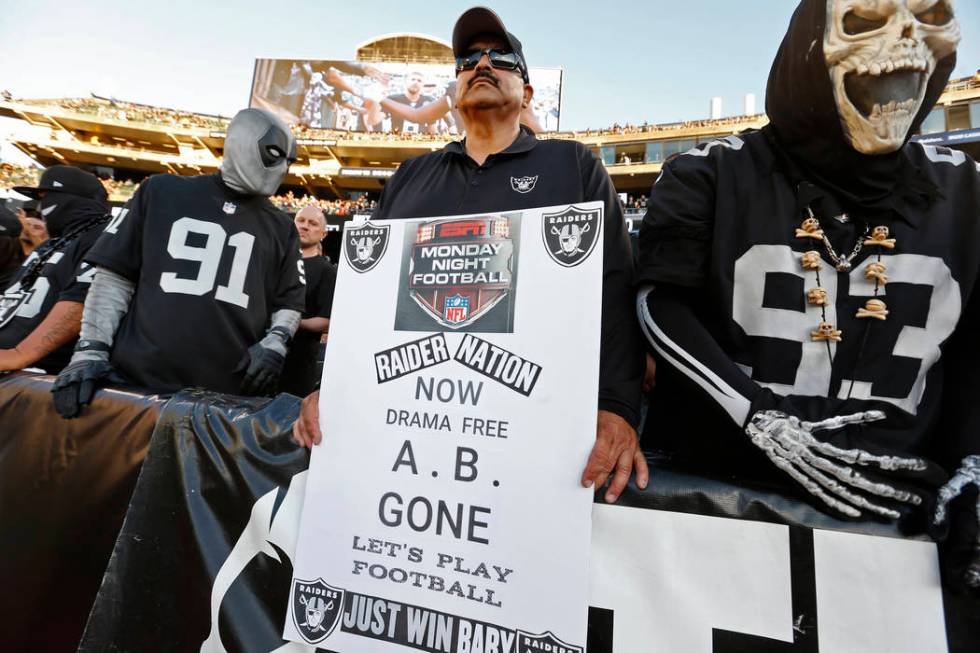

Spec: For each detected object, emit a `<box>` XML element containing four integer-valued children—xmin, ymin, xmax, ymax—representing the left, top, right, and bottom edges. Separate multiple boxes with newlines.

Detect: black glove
<box><xmin>51</xmin><ymin>359</ymin><xmax>113</xmax><ymax>418</ymax></box>
<box><xmin>238</xmin><ymin>342</ymin><xmax>285</xmax><ymax>396</ymax></box>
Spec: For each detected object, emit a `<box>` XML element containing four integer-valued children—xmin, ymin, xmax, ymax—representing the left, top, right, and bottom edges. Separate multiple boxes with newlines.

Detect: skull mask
<box><xmin>824</xmin><ymin>0</ymin><xmax>961</xmax><ymax>154</ymax></box>
<box><xmin>221</xmin><ymin>108</ymin><xmax>297</xmax><ymax>197</ymax></box>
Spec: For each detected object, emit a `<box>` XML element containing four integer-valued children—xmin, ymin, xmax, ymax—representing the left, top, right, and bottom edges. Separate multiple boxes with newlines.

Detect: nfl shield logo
<box><xmin>222</xmin><ymin>201</ymin><xmax>237</xmax><ymax>215</ymax></box>
<box><xmin>516</xmin><ymin>630</ymin><xmax>583</xmax><ymax>653</ymax></box>
<box><xmin>290</xmin><ymin>578</ymin><xmax>344</xmax><ymax>645</ymax></box>
<box><xmin>542</xmin><ymin>205</ymin><xmax>602</xmax><ymax>268</ymax></box>
<box><xmin>444</xmin><ymin>294</ymin><xmax>470</xmax><ymax>324</ymax></box>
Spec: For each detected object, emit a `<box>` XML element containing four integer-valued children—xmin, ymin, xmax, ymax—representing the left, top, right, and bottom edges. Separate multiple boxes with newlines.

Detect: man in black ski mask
<box><xmin>0</xmin><ymin>165</ymin><xmax>109</xmax><ymax>373</ymax></box>
<box><xmin>51</xmin><ymin>108</ymin><xmax>306</xmax><ymax>414</ymax></box>
<box><xmin>637</xmin><ymin>0</ymin><xmax>980</xmax><ymax>592</ymax></box>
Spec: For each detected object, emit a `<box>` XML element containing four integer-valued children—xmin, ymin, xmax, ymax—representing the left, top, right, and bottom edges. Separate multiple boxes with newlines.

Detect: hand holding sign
<box><xmin>292</xmin><ymin>389</ymin><xmax>321</xmax><ymax>448</ymax></box>
<box><xmin>582</xmin><ymin>409</ymin><xmax>649</xmax><ymax>503</ymax></box>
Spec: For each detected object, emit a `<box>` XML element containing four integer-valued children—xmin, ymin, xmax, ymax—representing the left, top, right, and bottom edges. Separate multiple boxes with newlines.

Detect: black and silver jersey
<box><xmin>86</xmin><ymin>174</ymin><xmax>306</xmax><ymax>393</ymax></box>
<box><xmin>638</xmin><ymin>130</ymin><xmax>980</xmax><ymax>469</ymax></box>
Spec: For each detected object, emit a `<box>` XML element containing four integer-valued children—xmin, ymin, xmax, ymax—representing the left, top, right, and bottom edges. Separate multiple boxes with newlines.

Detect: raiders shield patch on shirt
<box><xmin>511</xmin><ymin>175</ymin><xmax>538</xmax><ymax>193</ymax></box>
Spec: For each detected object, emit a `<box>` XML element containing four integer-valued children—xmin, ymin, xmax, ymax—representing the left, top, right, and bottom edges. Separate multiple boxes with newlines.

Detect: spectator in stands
<box><xmin>281</xmin><ymin>205</ymin><xmax>336</xmax><ymax>396</ymax></box>
<box><xmin>50</xmin><ymin>108</ymin><xmax>306</xmax><ymax>417</ymax></box>
<box><xmin>16</xmin><ymin>201</ymin><xmax>48</xmax><ymax>255</ymax></box>
<box><xmin>0</xmin><ymin>202</ymin><xmax>48</xmax><ymax>288</ymax></box>
<box><xmin>0</xmin><ymin>166</ymin><xmax>109</xmax><ymax>373</ymax></box>
<box><xmin>293</xmin><ymin>7</ymin><xmax>647</xmax><ymax>505</ymax></box>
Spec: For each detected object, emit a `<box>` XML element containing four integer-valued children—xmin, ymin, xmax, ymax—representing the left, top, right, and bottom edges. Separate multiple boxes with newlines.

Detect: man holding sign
<box><xmin>294</xmin><ymin>6</ymin><xmax>647</xmax><ymax>504</ymax></box>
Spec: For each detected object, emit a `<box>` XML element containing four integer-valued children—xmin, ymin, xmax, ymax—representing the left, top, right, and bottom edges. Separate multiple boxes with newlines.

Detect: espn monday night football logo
<box><xmin>395</xmin><ymin>215</ymin><xmax>519</xmax><ymax>333</ymax></box>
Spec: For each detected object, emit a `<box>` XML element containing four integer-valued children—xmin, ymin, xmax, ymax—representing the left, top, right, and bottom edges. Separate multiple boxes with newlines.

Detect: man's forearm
<box><xmin>380</xmin><ymin>96</ymin><xmax>450</xmax><ymax>125</ymax></box>
<box><xmin>11</xmin><ymin>300</ymin><xmax>83</xmax><ymax>367</ymax></box>
<box><xmin>299</xmin><ymin>317</ymin><xmax>329</xmax><ymax>334</ymax></box>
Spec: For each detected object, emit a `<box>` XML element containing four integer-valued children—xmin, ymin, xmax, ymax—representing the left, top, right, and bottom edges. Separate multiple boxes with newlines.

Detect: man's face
<box><xmin>294</xmin><ymin>207</ymin><xmax>327</xmax><ymax>249</ymax></box>
<box><xmin>455</xmin><ymin>38</ymin><xmax>531</xmax><ymax>117</ymax></box>
<box><xmin>16</xmin><ymin>206</ymin><xmax>48</xmax><ymax>247</ymax></box>
<box><xmin>406</xmin><ymin>73</ymin><xmax>424</xmax><ymax>95</ymax></box>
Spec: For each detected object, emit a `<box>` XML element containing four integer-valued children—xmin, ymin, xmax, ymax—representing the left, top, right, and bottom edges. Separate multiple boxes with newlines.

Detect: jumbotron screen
<box><xmin>250</xmin><ymin>58</ymin><xmax>563</xmax><ymax>134</ymax></box>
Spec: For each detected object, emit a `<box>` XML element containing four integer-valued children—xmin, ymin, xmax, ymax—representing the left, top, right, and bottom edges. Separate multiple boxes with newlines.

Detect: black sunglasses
<box><xmin>455</xmin><ymin>48</ymin><xmax>526</xmax><ymax>79</ymax></box>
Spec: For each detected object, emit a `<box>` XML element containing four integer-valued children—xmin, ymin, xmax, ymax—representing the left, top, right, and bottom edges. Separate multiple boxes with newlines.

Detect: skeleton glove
<box><xmin>745</xmin><ymin>409</ymin><xmax>932</xmax><ymax>520</ymax></box>
<box><xmin>932</xmin><ymin>455</ymin><xmax>980</xmax><ymax>593</ymax></box>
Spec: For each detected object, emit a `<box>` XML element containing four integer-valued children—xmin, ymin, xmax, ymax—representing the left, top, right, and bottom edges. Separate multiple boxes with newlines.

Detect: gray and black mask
<box><xmin>220</xmin><ymin>108</ymin><xmax>297</xmax><ymax>197</ymax></box>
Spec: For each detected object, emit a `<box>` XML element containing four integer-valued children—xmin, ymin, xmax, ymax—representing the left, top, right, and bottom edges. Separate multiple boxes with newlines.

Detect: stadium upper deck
<box><xmin>0</xmin><ymin>32</ymin><xmax>976</xmax><ymax>203</ymax></box>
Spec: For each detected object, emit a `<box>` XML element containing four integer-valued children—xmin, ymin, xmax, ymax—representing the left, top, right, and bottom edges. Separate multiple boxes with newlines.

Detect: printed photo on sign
<box><xmin>394</xmin><ymin>215</ymin><xmax>520</xmax><ymax>333</ymax></box>
<box><xmin>345</xmin><ymin>222</ymin><xmax>391</xmax><ymax>273</ymax></box>
<box><xmin>542</xmin><ymin>205</ymin><xmax>602</xmax><ymax>268</ymax></box>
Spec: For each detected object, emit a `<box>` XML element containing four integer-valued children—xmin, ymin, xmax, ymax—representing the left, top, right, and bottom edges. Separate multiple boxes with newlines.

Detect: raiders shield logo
<box><xmin>290</xmin><ymin>578</ymin><xmax>344</xmax><ymax>644</ymax></box>
<box><xmin>406</xmin><ymin>217</ymin><xmax>515</xmax><ymax>329</ymax></box>
<box><xmin>542</xmin><ymin>205</ymin><xmax>602</xmax><ymax>267</ymax></box>
<box><xmin>516</xmin><ymin>630</ymin><xmax>583</xmax><ymax>653</ymax></box>
<box><xmin>344</xmin><ymin>222</ymin><xmax>390</xmax><ymax>273</ymax></box>
<box><xmin>511</xmin><ymin>175</ymin><xmax>538</xmax><ymax>193</ymax></box>
<box><xmin>0</xmin><ymin>285</ymin><xmax>32</xmax><ymax>329</ymax></box>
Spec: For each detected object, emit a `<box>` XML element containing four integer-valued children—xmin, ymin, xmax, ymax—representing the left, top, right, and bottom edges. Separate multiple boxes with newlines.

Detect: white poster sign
<box><xmin>284</xmin><ymin>203</ymin><xmax>605</xmax><ymax>652</ymax></box>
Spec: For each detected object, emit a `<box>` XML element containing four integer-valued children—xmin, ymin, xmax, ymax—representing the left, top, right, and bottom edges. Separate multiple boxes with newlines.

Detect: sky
<box><xmin>0</xmin><ymin>0</ymin><xmax>977</xmax><ymax>133</ymax></box>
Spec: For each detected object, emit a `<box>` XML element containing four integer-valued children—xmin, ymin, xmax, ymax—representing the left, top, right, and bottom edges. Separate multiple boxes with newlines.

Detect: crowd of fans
<box><xmin>567</xmin><ymin>113</ymin><xmax>766</xmax><ymax>138</ymax></box>
<box><xmin>12</xmin><ymin>97</ymin><xmax>230</xmax><ymax>131</ymax></box>
<box><xmin>0</xmin><ymin>163</ymin><xmax>40</xmax><ymax>190</ymax></box>
<box><xmin>294</xmin><ymin>123</ymin><xmax>448</xmax><ymax>143</ymax></box>
<box><xmin>270</xmin><ymin>191</ymin><xmax>377</xmax><ymax>216</ymax></box>
<box><xmin>3</xmin><ymin>93</ymin><xmax>769</xmax><ymax>143</ymax></box>
<box><xmin>623</xmin><ymin>193</ymin><xmax>648</xmax><ymax>214</ymax></box>
<box><xmin>5</xmin><ymin>161</ymin><xmax>647</xmax><ymax>218</ymax></box>
<box><xmin>1</xmin><ymin>165</ymin><xmax>141</xmax><ymax>202</ymax></box>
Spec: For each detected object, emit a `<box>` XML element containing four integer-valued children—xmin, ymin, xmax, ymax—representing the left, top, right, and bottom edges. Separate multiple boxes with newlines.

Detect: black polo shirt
<box><xmin>374</xmin><ymin>126</ymin><xmax>644</xmax><ymax>426</ymax></box>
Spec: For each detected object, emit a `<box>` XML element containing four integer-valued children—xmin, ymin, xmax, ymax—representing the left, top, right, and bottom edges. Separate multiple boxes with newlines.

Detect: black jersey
<box><xmin>637</xmin><ymin>130</ymin><xmax>980</xmax><ymax>470</ymax></box>
<box><xmin>386</xmin><ymin>94</ymin><xmax>436</xmax><ymax>133</ymax></box>
<box><xmin>86</xmin><ymin>174</ymin><xmax>306</xmax><ymax>394</ymax></box>
<box><xmin>0</xmin><ymin>226</ymin><xmax>101</xmax><ymax>372</ymax></box>
<box><xmin>281</xmin><ymin>254</ymin><xmax>336</xmax><ymax>396</ymax></box>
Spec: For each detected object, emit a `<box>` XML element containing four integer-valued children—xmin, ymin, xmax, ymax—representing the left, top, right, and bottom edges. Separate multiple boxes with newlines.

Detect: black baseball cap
<box><xmin>13</xmin><ymin>164</ymin><xmax>107</xmax><ymax>201</ymax></box>
<box><xmin>452</xmin><ymin>7</ymin><xmax>528</xmax><ymax>81</ymax></box>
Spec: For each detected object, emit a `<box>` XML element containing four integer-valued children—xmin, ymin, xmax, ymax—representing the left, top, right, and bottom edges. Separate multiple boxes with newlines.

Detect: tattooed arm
<box><xmin>0</xmin><ymin>300</ymin><xmax>83</xmax><ymax>371</ymax></box>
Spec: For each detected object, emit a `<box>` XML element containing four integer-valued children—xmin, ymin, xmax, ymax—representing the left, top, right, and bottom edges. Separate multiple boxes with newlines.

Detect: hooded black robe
<box><xmin>636</xmin><ymin>0</ymin><xmax>979</xmax><ymax>488</ymax></box>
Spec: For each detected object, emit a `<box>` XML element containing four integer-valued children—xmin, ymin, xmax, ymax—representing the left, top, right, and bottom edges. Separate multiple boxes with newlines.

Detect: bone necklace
<box><xmin>805</xmin><ymin>208</ymin><xmax>869</xmax><ymax>272</ymax></box>
<box><xmin>797</xmin><ymin>208</ymin><xmax>897</xmax><ymax>349</ymax></box>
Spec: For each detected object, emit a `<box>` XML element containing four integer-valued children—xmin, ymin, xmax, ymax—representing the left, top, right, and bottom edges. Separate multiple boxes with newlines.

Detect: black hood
<box><xmin>39</xmin><ymin>192</ymin><xmax>109</xmax><ymax>237</ymax></box>
<box><xmin>764</xmin><ymin>0</ymin><xmax>956</xmax><ymax>210</ymax></box>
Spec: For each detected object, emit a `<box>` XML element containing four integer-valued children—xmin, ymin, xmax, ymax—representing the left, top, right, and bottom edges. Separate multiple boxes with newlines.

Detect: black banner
<box><xmin>80</xmin><ymin>389</ymin><xmax>310</xmax><ymax>652</ymax></box>
<box><xmin>0</xmin><ymin>372</ymin><xmax>163</xmax><ymax>651</ymax></box>
<box><xmin>0</xmin><ymin>373</ymin><xmax>972</xmax><ymax>652</ymax></box>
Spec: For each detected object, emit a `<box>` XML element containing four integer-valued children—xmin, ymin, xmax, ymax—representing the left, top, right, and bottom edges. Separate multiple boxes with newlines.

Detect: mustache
<box><xmin>469</xmin><ymin>70</ymin><xmax>499</xmax><ymax>88</ymax></box>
